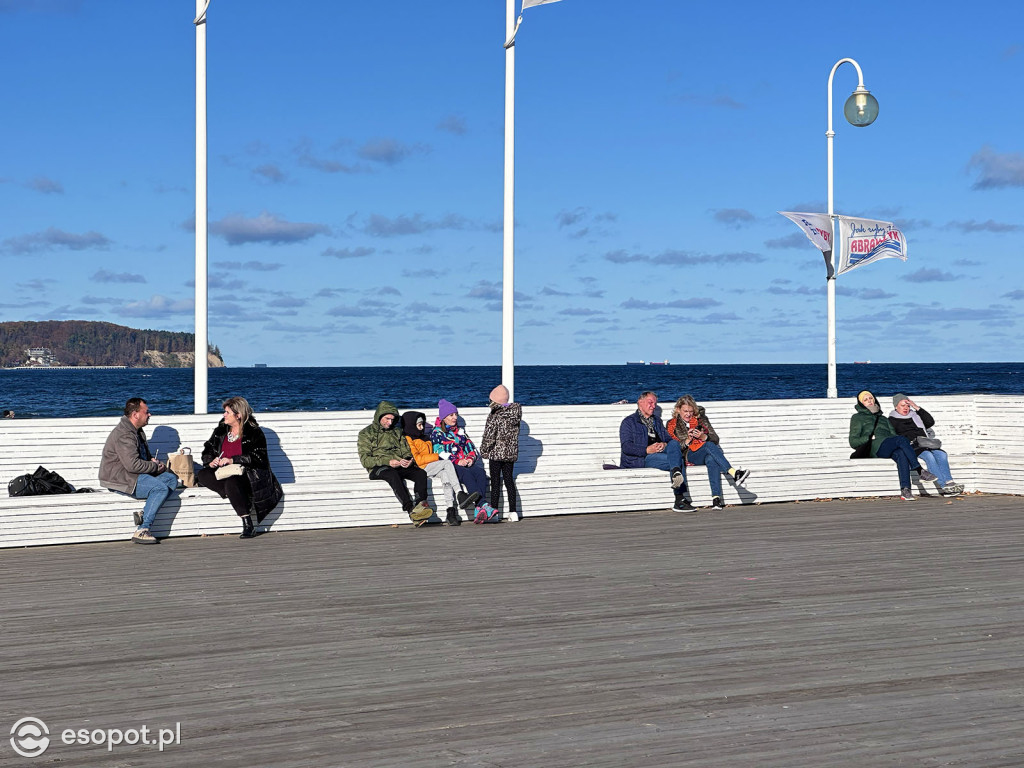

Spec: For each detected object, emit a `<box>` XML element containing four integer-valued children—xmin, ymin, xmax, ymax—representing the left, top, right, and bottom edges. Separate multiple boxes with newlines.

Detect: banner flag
<box><xmin>522</xmin><ymin>0</ymin><xmax>563</xmax><ymax>7</ymax></box>
<box><xmin>778</xmin><ymin>211</ymin><xmax>833</xmax><ymax>254</ymax></box>
<box><xmin>835</xmin><ymin>215</ymin><xmax>908</xmax><ymax>275</ymax></box>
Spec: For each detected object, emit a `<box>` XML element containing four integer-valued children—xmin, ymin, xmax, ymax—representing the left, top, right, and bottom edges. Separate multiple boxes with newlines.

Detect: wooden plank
<box><xmin>1</xmin><ymin>495</ymin><xmax>1022</xmax><ymax>766</ymax></box>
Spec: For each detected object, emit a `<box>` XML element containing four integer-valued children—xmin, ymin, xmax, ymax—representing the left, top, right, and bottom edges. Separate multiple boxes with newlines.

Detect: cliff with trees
<box><xmin>0</xmin><ymin>321</ymin><xmax>225</xmax><ymax>368</ymax></box>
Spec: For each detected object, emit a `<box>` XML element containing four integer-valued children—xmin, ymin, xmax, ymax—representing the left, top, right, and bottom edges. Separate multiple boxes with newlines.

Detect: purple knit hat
<box><xmin>438</xmin><ymin>399</ymin><xmax>458</xmax><ymax>420</ymax></box>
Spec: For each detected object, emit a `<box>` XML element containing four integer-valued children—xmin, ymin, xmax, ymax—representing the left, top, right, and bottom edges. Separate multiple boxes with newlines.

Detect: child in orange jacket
<box><xmin>401</xmin><ymin>411</ymin><xmax>479</xmax><ymax>526</ymax></box>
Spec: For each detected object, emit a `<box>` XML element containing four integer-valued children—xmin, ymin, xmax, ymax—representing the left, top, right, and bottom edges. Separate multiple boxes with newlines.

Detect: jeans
<box><xmin>132</xmin><ymin>472</ymin><xmax>179</xmax><ymax>531</ymax></box>
<box><xmin>876</xmin><ymin>436</ymin><xmax>921</xmax><ymax>490</ymax></box>
<box><xmin>918</xmin><ymin>449</ymin><xmax>954</xmax><ymax>486</ymax></box>
<box><xmin>454</xmin><ymin>460</ymin><xmax>489</xmax><ymax>499</ymax></box>
<box><xmin>687</xmin><ymin>441</ymin><xmax>732</xmax><ymax>498</ymax></box>
<box><xmin>644</xmin><ymin>439</ymin><xmax>684</xmax><ymax>481</ymax></box>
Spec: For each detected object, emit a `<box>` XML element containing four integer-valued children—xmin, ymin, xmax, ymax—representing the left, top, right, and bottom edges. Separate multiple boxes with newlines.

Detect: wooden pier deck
<box><xmin>3</xmin><ymin>494</ymin><xmax>1023</xmax><ymax>767</ymax></box>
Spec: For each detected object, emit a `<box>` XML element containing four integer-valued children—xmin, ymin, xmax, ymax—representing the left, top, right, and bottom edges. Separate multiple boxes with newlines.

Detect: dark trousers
<box><xmin>369</xmin><ymin>465</ymin><xmax>428</xmax><ymax>512</ymax></box>
<box><xmin>196</xmin><ymin>467</ymin><xmax>252</xmax><ymax>517</ymax></box>
<box><xmin>876</xmin><ymin>436</ymin><xmax>922</xmax><ymax>489</ymax></box>
<box><xmin>489</xmin><ymin>460</ymin><xmax>517</xmax><ymax>513</ymax></box>
<box><xmin>455</xmin><ymin>461</ymin><xmax>488</xmax><ymax>499</ymax></box>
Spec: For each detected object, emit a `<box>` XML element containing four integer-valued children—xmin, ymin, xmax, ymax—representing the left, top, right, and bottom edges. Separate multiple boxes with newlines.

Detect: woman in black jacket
<box><xmin>196</xmin><ymin>396</ymin><xmax>283</xmax><ymax>538</ymax></box>
<box><xmin>888</xmin><ymin>393</ymin><xmax>963</xmax><ymax>495</ymax></box>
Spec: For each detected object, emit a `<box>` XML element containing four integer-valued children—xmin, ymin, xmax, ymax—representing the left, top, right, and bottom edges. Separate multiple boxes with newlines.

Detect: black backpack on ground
<box><xmin>8</xmin><ymin>466</ymin><xmax>77</xmax><ymax>497</ymax></box>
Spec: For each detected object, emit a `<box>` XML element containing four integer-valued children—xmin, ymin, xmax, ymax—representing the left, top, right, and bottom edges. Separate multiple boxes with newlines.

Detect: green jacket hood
<box><xmin>373</xmin><ymin>401</ymin><xmax>400</xmax><ymax>427</ymax></box>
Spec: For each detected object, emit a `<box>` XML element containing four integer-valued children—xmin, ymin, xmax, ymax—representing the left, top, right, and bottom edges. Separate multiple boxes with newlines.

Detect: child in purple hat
<box><xmin>431</xmin><ymin>399</ymin><xmax>489</xmax><ymax>502</ymax></box>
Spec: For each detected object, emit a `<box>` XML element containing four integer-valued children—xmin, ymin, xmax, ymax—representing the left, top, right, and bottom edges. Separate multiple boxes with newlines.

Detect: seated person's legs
<box><xmin>425</xmin><ymin>460</ymin><xmax>459</xmax><ymax>509</ymax></box>
<box><xmin>221</xmin><ymin>474</ymin><xmax>253</xmax><ymax>516</ymax></box>
<box><xmin>370</xmin><ymin>466</ymin><xmax>414</xmax><ymax>512</ymax></box>
<box><xmin>399</xmin><ymin>464</ymin><xmax>429</xmax><ymax>505</ymax></box>
<box><xmin>665</xmin><ymin>439</ymin><xmax>683</xmax><ymax>472</ymax></box>
<box><xmin>644</xmin><ymin>451</ymin><xmax>671</xmax><ymax>471</ymax></box>
<box><xmin>456</xmin><ymin>462</ymin><xmax>488</xmax><ymax>499</ymax></box>
<box><xmin>132</xmin><ymin>472</ymin><xmax>178</xmax><ymax>531</ymax></box>
<box><xmin>688</xmin><ymin>443</ymin><xmax>725</xmax><ymax>498</ymax></box>
<box><xmin>918</xmin><ymin>449</ymin><xmax>953</xmax><ymax>485</ymax></box>
<box><xmin>876</xmin><ymin>437</ymin><xmax>913</xmax><ymax>489</ymax></box>
<box><xmin>644</xmin><ymin>441</ymin><xmax>684</xmax><ymax>474</ymax></box>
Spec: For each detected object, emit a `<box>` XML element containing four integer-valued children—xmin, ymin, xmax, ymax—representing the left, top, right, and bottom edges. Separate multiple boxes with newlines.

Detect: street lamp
<box><xmin>826</xmin><ymin>58</ymin><xmax>878</xmax><ymax>398</ymax></box>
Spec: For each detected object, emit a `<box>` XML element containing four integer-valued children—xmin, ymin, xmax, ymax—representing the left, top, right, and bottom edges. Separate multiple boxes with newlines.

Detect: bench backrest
<box><xmin>0</xmin><ymin>395</ymin><xmax>987</xmax><ymax>491</ymax></box>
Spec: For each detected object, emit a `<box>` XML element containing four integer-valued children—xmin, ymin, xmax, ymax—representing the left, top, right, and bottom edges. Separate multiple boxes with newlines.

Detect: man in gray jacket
<box><xmin>99</xmin><ymin>398</ymin><xmax>179</xmax><ymax>544</ymax></box>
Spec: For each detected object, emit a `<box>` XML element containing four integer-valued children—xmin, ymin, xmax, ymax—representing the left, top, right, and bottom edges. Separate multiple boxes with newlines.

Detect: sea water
<box><xmin>1</xmin><ymin>363</ymin><xmax>1022</xmax><ymax>419</ymax></box>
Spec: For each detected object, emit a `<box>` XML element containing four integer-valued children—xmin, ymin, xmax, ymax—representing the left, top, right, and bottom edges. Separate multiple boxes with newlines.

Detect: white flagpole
<box><xmin>501</xmin><ymin>0</ymin><xmax>516</xmax><ymax>401</ymax></box>
<box><xmin>194</xmin><ymin>0</ymin><xmax>209</xmax><ymax>414</ymax></box>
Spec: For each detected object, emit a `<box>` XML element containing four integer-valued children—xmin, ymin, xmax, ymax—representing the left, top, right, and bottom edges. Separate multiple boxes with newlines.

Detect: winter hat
<box><xmin>892</xmin><ymin>393</ymin><xmax>909</xmax><ymax>408</ymax></box>
<box><xmin>856</xmin><ymin>390</ymin><xmax>873</xmax><ymax>405</ymax></box>
<box><xmin>438</xmin><ymin>399</ymin><xmax>458</xmax><ymax>420</ymax></box>
<box><xmin>489</xmin><ymin>384</ymin><xmax>510</xmax><ymax>405</ymax></box>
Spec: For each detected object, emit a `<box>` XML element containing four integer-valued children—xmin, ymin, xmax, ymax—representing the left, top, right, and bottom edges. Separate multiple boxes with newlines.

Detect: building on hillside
<box><xmin>25</xmin><ymin>347</ymin><xmax>61</xmax><ymax>366</ymax></box>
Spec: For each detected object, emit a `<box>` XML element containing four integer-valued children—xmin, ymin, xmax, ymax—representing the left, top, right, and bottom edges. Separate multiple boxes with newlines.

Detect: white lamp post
<box><xmin>194</xmin><ymin>0</ymin><xmax>210</xmax><ymax>414</ymax></box>
<box><xmin>826</xmin><ymin>58</ymin><xmax>878</xmax><ymax>398</ymax></box>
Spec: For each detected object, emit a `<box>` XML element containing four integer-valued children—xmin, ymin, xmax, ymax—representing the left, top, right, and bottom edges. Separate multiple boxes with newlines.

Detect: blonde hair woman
<box><xmin>666</xmin><ymin>395</ymin><xmax>750</xmax><ymax>511</ymax></box>
<box><xmin>196</xmin><ymin>396</ymin><xmax>283</xmax><ymax>538</ymax></box>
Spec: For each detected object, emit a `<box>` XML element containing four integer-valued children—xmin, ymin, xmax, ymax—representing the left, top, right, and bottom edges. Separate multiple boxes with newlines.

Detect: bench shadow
<box><xmin>514</xmin><ymin>420</ymin><xmax>542</xmax><ymax>475</ymax></box>
<box><xmin>143</xmin><ymin>491</ymin><xmax>184</xmax><ymax>538</ymax></box>
<box><xmin>149</xmin><ymin>425</ymin><xmax>182</xmax><ymax>459</ymax></box>
<box><xmin>734</xmin><ymin>483</ymin><xmax>759</xmax><ymax>504</ymax></box>
<box><xmin>263</xmin><ymin>427</ymin><xmax>295</xmax><ymax>484</ymax></box>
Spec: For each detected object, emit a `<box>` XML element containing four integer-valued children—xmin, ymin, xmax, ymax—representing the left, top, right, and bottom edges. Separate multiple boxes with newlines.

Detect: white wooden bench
<box><xmin>0</xmin><ymin>395</ymin><xmax>1019</xmax><ymax>548</ymax></box>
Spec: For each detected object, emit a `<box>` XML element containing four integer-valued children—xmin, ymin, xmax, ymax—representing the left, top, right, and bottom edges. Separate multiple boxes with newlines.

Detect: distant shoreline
<box><xmin>2</xmin><ymin>365</ymin><xmax>129</xmax><ymax>370</ymax></box>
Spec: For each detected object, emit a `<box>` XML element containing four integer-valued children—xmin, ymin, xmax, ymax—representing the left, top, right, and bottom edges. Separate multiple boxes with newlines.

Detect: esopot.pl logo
<box><xmin>10</xmin><ymin>717</ymin><xmax>50</xmax><ymax>758</ymax></box>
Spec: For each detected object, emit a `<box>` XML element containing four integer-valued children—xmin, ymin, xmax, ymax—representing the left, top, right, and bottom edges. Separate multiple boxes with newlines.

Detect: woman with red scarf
<box><xmin>667</xmin><ymin>395</ymin><xmax>750</xmax><ymax>511</ymax></box>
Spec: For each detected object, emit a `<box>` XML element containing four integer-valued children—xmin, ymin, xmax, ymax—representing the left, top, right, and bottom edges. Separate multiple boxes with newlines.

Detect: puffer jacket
<box><xmin>202</xmin><ymin>417</ymin><xmax>283</xmax><ymax>519</ymax></box>
<box><xmin>480</xmin><ymin>402</ymin><xmax>522</xmax><ymax>462</ymax></box>
<box><xmin>849</xmin><ymin>395</ymin><xmax>898</xmax><ymax>458</ymax></box>
<box><xmin>431</xmin><ymin>417</ymin><xmax>478</xmax><ymax>463</ymax></box>
<box><xmin>358</xmin><ymin>401</ymin><xmax>412</xmax><ymax>472</ymax></box>
<box><xmin>401</xmin><ymin>411</ymin><xmax>440</xmax><ymax>468</ymax></box>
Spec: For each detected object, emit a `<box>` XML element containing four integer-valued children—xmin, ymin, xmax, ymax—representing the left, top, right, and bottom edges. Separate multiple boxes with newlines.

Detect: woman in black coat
<box><xmin>196</xmin><ymin>396</ymin><xmax>283</xmax><ymax>538</ymax></box>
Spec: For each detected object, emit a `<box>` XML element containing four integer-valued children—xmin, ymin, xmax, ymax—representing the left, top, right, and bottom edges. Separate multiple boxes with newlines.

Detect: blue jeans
<box><xmin>918</xmin><ymin>449</ymin><xmax>953</xmax><ymax>486</ymax></box>
<box><xmin>454</xmin><ymin>460</ymin><xmax>489</xmax><ymax>499</ymax></box>
<box><xmin>132</xmin><ymin>472</ymin><xmax>179</xmax><ymax>530</ymax></box>
<box><xmin>875</xmin><ymin>436</ymin><xmax>921</xmax><ymax>490</ymax></box>
<box><xmin>687</xmin><ymin>442</ymin><xmax>732</xmax><ymax>498</ymax></box>
<box><xmin>644</xmin><ymin>439</ymin><xmax>684</xmax><ymax>482</ymax></box>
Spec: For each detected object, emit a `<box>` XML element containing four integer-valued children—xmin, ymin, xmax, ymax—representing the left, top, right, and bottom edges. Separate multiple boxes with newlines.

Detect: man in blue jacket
<box><xmin>619</xmin><ymin>391</ymin><xmax>692</xmax><ymax>511</ymax></box>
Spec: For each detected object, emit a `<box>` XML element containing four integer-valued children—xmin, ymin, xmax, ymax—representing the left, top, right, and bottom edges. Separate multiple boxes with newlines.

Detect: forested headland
<box><xmin>0</xmin><ymin>321</ymin><xmax>224</xmax><ymax>368</ymax></box>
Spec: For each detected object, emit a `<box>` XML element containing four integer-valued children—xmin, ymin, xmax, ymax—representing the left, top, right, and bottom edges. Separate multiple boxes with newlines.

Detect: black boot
<box><xmin>457</xmin><ymin>490</ymin><xmax>481</xmax><ymax>510</ymax></box>
<box><xmin>239</xmin><ymin>515</ymin><xmax>256</xmax><ymax>539</ymax></box>
<box><xmin>445</xmin><ymin>507</ymin><xmax>462</xmax><ymax>526</ymax></box>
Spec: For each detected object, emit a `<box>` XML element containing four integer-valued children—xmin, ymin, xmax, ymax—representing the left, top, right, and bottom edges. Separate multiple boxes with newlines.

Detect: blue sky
<box><xmin>1</xmin><ymin>0</ymin><xmax>1022</xmax><ymax>367</ymax></box>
